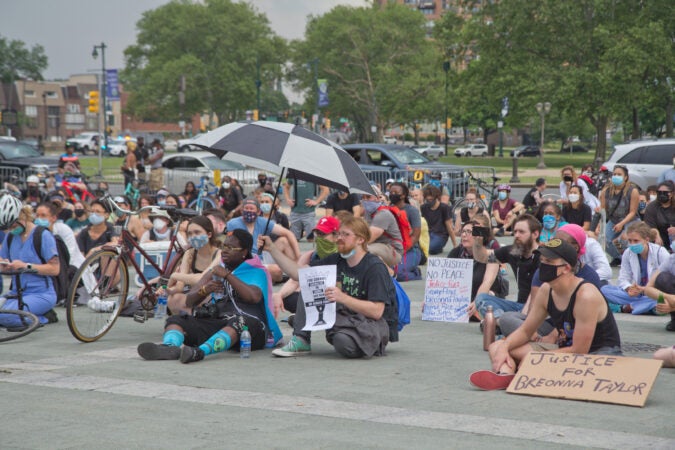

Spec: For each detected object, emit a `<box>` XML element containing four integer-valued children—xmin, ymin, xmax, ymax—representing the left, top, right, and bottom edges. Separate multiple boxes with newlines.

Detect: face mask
<box><xmin>498</xmin><ymin>191</ymin><xmax>507</xmax><ymax>201</ymax></box>
<box><xmin>74</xmin><ymin>208</ymin><xmax>85</xmax><ymax>218</ymax></box>
<box><xmin>563</xmin><ymin>175</ymin><xmax>573</xmax><ymax>183</ymax></box>
<box><xmin>582</xmin><ymin>171</ymin><xmax>592</xmax><ymax>177</ymax></box>
<box><xmin>429</xmin><ymin>179</ymin><xmax>441</xmax><ymax>188</ymax></box>
<box><xmin>242</xmin><ymin>211</ymin><xmax>258</xmax><ymax>223</ymax></box>
<box><xmin>153</xmin><ymin>218</ymin><xmax>167</xmax><ymax>231</ymax></box>
<box><xmin>34</xmin><ymin>218</ymin><xmax>50</xmax><ymax>228</ymax></box>
<box><xmin>542</xmin><ymin>214</ymin><xmax>557</xmax><ymax>230</ymax></box>
<box><xmin>466</xmin><ymin>201</ymin><xmax>476</xmax><ymax>209</ymax></box>
<box><xmin>539</xmin><ymin>262</ymin><xmax>565</xmax><ymax>283</ymax></box>
<box><xmin>657</xmin><ymin>192</ymin><xmax>671</xmax><ymax>204</ymax></box>
<box><xmin>315</xmin><ymin>237</ymin><xmax>337</xmax><ymax>259</ymax></box>
<box><xmin>258</xmin><ymin>178</ymin><xmax>267</xmax><ymax>188</ymax></box>
<box><xmin>260</xmin><ymin>203</ymin><xmax>272</xmax><ymax>214</ymax></box>
<box><xmin>628</xmin><ymin>243</ymin><xmax>644</xmax><ymax>254</ymax></box>
<box><xmin>568</xmin><ymin>194</ymin><xmax>580</xmax><ymax>203</ymax></box>
<box><xmin>340</xmin><ymin>248</ymin><xmax>356</xmax><ymax>259</ymax></box>
<box><xmin>424</xmin><ymin>199</ymin><xmax>436</xmax><ymax>207</ymax></box>
<box><xmin>157</xmin><ymin>199</ymin><xmax>166</xmax><ymax>206</ymax></box>
<box><xmin>222</xmin><ymin>182</ymin><xmax>231</xmax><ymax>190</ymax></box>
<box><xmin>388</xmin><ymin>193</ymin><xmax>401</xmax><ymax>204</ymax></box>
<box><xmin>10</xmin><ymin>224</ymin><xmax>24</xmax><ymax>236</ymax></box>
<box><xmin>638</xmin><ymin>201</ymin><xmax>647</xmax><ymax>211</ymax></box>
<box><xmin>28</xmin><ymin>186</ymin><xmax>39</xmax><ymax>195</ymax></box>
<box><xmin>650</xmin><ymin>194</ymin><xmax>657</xmax><ymax>202</ymax></box>
<box><xmin>362</xmin><ymin>200</ymin><xmax>380</xmax><ymax>215</ymax></box>
<box><xmin>189</xmin><ymin>234</ymin><xmax>209</xmax><ymax>250</ymax></box>
<box><xmin>611</xmin><ymin>175</ymin><xmax>624</xmax><ymax>186</ymax></box>
<box><xmin>88</xmin><ymin>213</ymin><xmax>105</xmax><ymax>225</ymax></box>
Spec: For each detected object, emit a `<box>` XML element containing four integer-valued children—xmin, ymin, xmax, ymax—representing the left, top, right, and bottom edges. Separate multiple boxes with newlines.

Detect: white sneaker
<box><xmin>87</xmin><ymin>297</ymin><xmax>115</xmax><ymax>313</ymax></box>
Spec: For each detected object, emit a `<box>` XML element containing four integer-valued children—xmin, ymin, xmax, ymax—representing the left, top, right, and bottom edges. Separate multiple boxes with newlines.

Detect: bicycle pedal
<box><xmin>133</xmin><ymin>312</ymin><xmax>148</xmax><ymax>323</ymax></box>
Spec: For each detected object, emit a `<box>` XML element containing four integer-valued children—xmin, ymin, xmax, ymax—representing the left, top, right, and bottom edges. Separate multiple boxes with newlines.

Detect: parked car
<box><xmin>342</xmin><ymin>143</ymin><xmax>467</xmax><ymax>199</ymax></box>
<box><xmin>0</xmin><ymin>141</ymin><xmax>59</xmax><ymax>181</ymax></box>
<box><xmin>18</xmin><ymin>138</ymin><xmax>44</xmax><ymax>155</ymax></box>
<box><xmin>602</xmin><ymin>138</ymin><xmax>675</xmax><ymax>190</ymax></box>
<box><xmin>177</xmin><ymin>133</ymin><xmax>207</xmax><ymax>152</ymax></box>
<box><xmin>164</xmin><ymin>139</ymin><xmax>178</xmax><ymax>151</ymax></box>
<box><xmin>382</xmin><ymin>135</ymin><xmax>397</xmax><ymax>144</ymax></box>
<box><xmin>411</xmin><ymin>144</ymin><xmax>445</xmax><ymax>159</ymax></box>
<box><xmin>454</xmin><ymin>144</ymin><xmax>488</xmax><ymax>157</ymax></box>
<box><xmin>106</xmin><ymin>138</ymin><xmax>137</xmax><ymax>157</ymax></box>
<box><xmin>65</xmin><ymin>132</ymin><xmax>101</xmax><ymax>155</ymax></box>
<box><xmin>560</xmin><ymin>144</ymin><xmax>589</xmax><ymax>153</ymax></box>
<box><xmin>162</xmin><ymin>151</ymin><xmax>261</xmax><ymax>196</ymax></box>
<box><xmin>510</xmin><ymin>145</ymin><xmax>541</xmax><ymax>157</ymax></box>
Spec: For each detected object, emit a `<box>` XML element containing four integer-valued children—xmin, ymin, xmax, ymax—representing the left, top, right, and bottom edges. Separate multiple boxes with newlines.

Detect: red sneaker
<box><xmin>469</xmin><ymin>370</ymin><xmax>515</xmax><ymax>390</ymax></box>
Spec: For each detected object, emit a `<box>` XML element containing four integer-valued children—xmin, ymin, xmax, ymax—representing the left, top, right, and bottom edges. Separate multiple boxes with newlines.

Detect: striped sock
<box><xmin>199</xmin><ymin>330</ymin><xmax>231</xmax><ymax>356</ymax></box>
<box><xmin>162</xmin><ymin>329</ymin><xmax>185</xmax><ymax>347</ymax></box>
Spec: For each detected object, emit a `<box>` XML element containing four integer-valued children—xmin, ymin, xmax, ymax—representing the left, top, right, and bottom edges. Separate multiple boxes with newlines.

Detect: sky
<box><xmin>1</xmin><ymin>0</ymin><xmax>367</xmax><ymax>80</ymax></box>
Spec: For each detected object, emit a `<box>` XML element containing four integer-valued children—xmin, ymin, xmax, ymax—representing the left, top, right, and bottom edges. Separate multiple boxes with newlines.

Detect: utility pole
<box><xmin>92</xmin><ymin>42</ymin><xmax>107</xmax><ymax>178</ymax></box>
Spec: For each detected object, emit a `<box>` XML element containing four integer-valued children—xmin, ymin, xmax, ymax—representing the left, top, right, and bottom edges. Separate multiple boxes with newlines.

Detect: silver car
<box><xmin>603</xmin><ymin>139</ymin><xmax>675</xmax><ymax>190</ymax></box>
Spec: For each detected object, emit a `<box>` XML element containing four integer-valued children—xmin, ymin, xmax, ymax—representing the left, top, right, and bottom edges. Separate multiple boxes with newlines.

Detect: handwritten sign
<box><xmin>298</xmin><ymin>265</ymin><xmax>337</xmax><ymax>331</ymax></box>
<box><xmin>507</xmin><ymin>352</ymin><xmax>663</xmax><ymax>407</ymax></box>
<box><xmin>422</xmin><ymin>257</ymin><xmax>473</xmax><ymax>322</ymax></box>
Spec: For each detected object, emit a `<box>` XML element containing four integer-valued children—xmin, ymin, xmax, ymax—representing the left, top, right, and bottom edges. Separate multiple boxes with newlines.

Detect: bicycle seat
<box><xmin>167</xmin><ymin>208</ymin><xmax>199</xmax><ymax>220</ymax></box>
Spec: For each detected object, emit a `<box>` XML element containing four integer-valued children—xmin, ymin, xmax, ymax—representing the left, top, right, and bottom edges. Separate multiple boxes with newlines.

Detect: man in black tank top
<box><xmin>470</xmin><ymin>239</ymin><xmax>622</xmax><ymax>390</ymax></box>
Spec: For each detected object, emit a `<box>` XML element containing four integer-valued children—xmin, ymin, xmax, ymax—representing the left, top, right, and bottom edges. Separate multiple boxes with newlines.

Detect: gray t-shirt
<box><xmin>658</xmin><ymin>253</ymin><xmax>675</xmax><ymax>275</ymax></box>
<box><xmin>370</xmin><ymin>208</ymin><xmax>403</xmax><ymax>255</ymax></box>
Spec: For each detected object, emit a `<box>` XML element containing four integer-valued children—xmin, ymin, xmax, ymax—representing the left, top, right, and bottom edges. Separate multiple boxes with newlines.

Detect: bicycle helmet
<box><xmin>497</xmin><ymin>184</ymin><xmax>511</xmax><ymax>192</ymax></box>
<box><xmin>26</xmin><ymin>175</ymin><xmax>40</xmax><ymax>184</ymax></box>
<box><xmin>0</xmin><ymin>194</ymin><xmax>23</xmax><ymax>230</ymax></box>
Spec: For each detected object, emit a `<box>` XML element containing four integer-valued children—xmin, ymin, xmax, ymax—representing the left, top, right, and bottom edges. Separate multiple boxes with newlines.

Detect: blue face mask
<box><xmin>189</xmin><ymin>234</ymin><xmax>209</xmax><ymax>250</ymax></box>
<box><xmin>498</xmin><ymin>191</ymin><xmax>508</xmax><ymax>201</ymax></box>
<box><xmin>157</xmin><ymin>199</ymin><xmax>166</xmax><ymax>206</ymax></box>
<box><xmin>611</xmin><ymin>175</ymin><xmax>624</xmax><ymax>186</ymax></box>
<box><xmin>429</xmin><ymin>179</ymin><xmax>441</xmax><ymax>188</ymax></box>
<box><xmin>10</xmin><ymin>225</ymin><xmax>24</xmax><ymax>236</ymax></box>
<box><xmin>542</xmin><ymin>214</ymin><xmax>557</xmax><ymax>230</ymax></box>
<box><xmin>628</xmin><ymin>243</ymin><xmax>644</xmax><ymax>254</ymax></box>
<box><xmin>638</xmin><ymin>201</ymin><xmax>647</xmax><ymax>211</ymax></box>
<box><xmin>88</xmin><ymin>213</ymin><xmax>105</xmax><ymax>225</ymax></box>
<box><xmin>340</xmin><ymin>248</ymin><xmax>356</xmax><ymax>259</ymax></box>
<box><xmin>34</xmin><ymin>218</ymin><xmax>50</xmax><ymax>228</ymax></box>
<box><xmin>362</xmin><ymin>200</ymin><xmax>380</xmax><ymax>215</ymax></box>
<box><xmin>260</xmin><ymin>203</ymin><xmax>272</xmax><ymax>214</ymax></box>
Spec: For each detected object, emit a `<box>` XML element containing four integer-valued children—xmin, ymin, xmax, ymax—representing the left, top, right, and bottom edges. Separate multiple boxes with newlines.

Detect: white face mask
<box><xmin>222</xmin><ymin>182</ymin><xmax>231</xmax><ymax>189</ymax></box>
<box><xmin>153</xmin><ymin>218</ymin><xmax>167</xmax><ymax>231</ymax></box>
<box><xmin>568</xmin><ymin>194</ymin><xmax>580</xmax><ymax>203</ymax></box>
<box><xmin>650</xmin><ymin>194</ymin><xmax>657</xmax><ymax>202</ymax></box>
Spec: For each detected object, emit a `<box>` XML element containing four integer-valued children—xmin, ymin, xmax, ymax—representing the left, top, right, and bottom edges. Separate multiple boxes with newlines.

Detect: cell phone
<box><xmin>471</xmin><ymin>226</ymin><xmax>489</xmax><ymax>239</ymax></box>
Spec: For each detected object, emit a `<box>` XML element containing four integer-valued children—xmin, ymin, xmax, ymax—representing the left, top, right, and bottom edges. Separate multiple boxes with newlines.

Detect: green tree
<box><xmin>0</xmin><ymin>35</ymin><xmax>48</xmax><ymax>108</ymax></box>
<box><xmin>121</xmin><ymin>0</ymin><xmax>287</xmax><ymax>125</ymax></box>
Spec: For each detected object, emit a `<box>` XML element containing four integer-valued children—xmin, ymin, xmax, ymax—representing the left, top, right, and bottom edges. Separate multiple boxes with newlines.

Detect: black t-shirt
<box><xmin>421</xmin><ymin>202</ymin><xmax>453</xmax><ymax>237</ymax></box>
<box><xmin>311</xmin><ymin>252</ymin><xmax>398</xmax><ymax>341</ymax></box>
<box><xmin>495</xmin><ymin>245</ymin><xmax>540</xmax><ymax>304</ymax></box>
<box><xmin>76</xmin><ymin>222</ymin><xmax>114</xmax><ymax>256</ymax></box>
<box><xmin>325</xmin><ymin>192</ymin><xmax>361</xmax><ymax>213</ymax></box>
<box><xmin>644</xmin><ymin>202</ymin><xmax>675</xmax><ymax>250</ymax></box>
<box><xmin>562</xmin><ymin>203</ymin><xmax>592</xmax><ymax>227</ymax></box>
<box><xmin>522</xmin><ymin>187</ymin><xmax>538</xmax><ymax>210</ymax></box>
<box><xmin>219</xmin><ymin>188</ymin><xmax>243</xmax><ymax>212</ymax></box>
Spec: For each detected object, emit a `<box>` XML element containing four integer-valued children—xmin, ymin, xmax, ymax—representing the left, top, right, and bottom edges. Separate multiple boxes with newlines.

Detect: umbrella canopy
<box><xmin>192</xmin><ymin>121</ymin><xmax>374</xmax><ymax>195</ymax></box>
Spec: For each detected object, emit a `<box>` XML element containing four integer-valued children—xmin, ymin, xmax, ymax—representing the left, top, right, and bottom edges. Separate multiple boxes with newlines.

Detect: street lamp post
<box><xmin>42</xmin><ymin>92</ymin><xmax>48</xmax><ymax>142</ymax></box>
<box><xmin>255</xmin><ymin>56</ymin><xmax>262</xmax><ymax>118</ymax></box>
<box><xmin>92</xmin><ymin>42</ymin><xmax>107</xmax><ymax>178</ymax></box>
<box><xmin>535</xmin><ymin>101</ymin><xmax>551</xmax><ymax>169</ymax></box>
<box><xmin>443</xmin><ymin>61</ymin><xmax>450</xmax><ymax>157</ymax></box>
<box><xmin>307</xmin><ymin>58</ymin><xmax>319</xmax><ymax>133</ymax></box>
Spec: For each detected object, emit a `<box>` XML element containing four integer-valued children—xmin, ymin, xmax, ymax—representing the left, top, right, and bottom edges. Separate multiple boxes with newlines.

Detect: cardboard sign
<box><xmin>422</xmin><ymin>257</ymin><xmax>473</xmax><ymax>322</ymax></box>
<box><xmin>507</xmin><ymin>352</ymin><xmax>663</xmax><ymax>407</ymax></box>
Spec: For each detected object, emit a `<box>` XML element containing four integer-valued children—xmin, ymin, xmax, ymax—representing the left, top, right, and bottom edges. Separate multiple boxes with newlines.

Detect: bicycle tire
<box><xmin>452</xmin><ymin>197</ymin><xmax>489</xmax><ymax>218</ymax></box>
<box><xmin>0</xmin><ymin>309</ymin><xmax>40</xmax><ymax>343</ymax></box>
<box><xmin>188</xmin><ymin>197</ymin><xmax>216</xmax><ymax>213</ymax></box>
<box><xmin>66</xmin><ymin>249</ymin><xmax>129</xmax><ymax>343</ymax></box>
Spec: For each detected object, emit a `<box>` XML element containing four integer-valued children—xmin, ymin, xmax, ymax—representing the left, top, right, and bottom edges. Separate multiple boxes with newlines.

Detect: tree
<box><xmin>0</xmin><ymin>35</ymin><xmax>48</xmax><ymax>109</ymax></box>
<box><xmin>121</xmin><ymin>0</ymin><xmax>287</xmax><ymax>126</ymax></box>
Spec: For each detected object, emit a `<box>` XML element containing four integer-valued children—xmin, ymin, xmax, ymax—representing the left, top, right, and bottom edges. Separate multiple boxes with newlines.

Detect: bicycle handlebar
<box><xmin>103</xmin><ymin>195</ymin><xmax>154</xmax><ymax>216</ymax></box>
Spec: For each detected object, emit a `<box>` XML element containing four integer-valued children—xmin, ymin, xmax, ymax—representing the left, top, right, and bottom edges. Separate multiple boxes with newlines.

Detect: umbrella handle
<box><xmin>258</xmin><ymin>167</ymin><xmax>285</xmax><ymax>256</ymax></box>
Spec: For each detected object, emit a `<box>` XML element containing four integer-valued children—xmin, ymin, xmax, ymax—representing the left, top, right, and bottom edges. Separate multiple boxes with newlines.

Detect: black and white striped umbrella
<box><xmin>192</xmin><ymin>121</ymin><xmax>374</xmax><ymax>195</ymax></box>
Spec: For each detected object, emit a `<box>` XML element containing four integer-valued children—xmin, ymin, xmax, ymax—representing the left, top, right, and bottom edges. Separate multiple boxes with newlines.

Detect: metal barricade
<box><xmin>360</xmin><ymin>170</ymin><xmax>392</xmax><ymax>191</ymax></box>
<box><xmin>0</xmin><ymin>166</ymin><xmax>24</xmax><ymax>186</ymax></box>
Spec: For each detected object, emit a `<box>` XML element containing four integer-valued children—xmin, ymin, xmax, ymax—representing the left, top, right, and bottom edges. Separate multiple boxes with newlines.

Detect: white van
<box><xmin>603</xmin><ymin>139</ymin><xmax>675</xmax><ymax>189</ymax></box>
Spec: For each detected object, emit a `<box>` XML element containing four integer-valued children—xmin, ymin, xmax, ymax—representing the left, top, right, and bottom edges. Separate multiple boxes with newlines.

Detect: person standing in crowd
<box><xmin>601</xmin><ymin>222</ymin><xmax>669</xmax><ymax>315</ymax></box>
<box><xmin>389</xmin><ymin>182</ymin><xmax>422</xmax><ymax>281</ymax></box>
<box><xmin>492</xmin><ymin>184</ymin><xmax>524</xmax><ymax>237</ymax></box>
<box><xmin>262</xmin><ymin>215</ymin><xmax>398</xmax><ymax>359</ymax></box>
<box><xmin>562</xmin><ymin>185</ymin><xmax>591</xmax><ymax>231</ymax></box>
<box><xmin>121</xmin><ymin>141</ymin><xmax>137</xmax><ymax>187</ymax></box>
<box><xmin>325</xmin><ymin>189</ymin><xmax>362</xmax><ymax>217</ymax></box>
<box><xmin>135</xmin><ymin>137</ymin><xmax>147</xmax><ymax>182</ymax></box>
<box><xmin>421</xmin><ymin>185</ymin><xmax>456</xmax><ymax>254</ymax></box>
<box><xmin>521</xmin><ymin>178</ymin><xmax>546</xmax><ymax>214</ymax></box>
<box><xmin>146</xmin><ymin>139</ymin><xmax>165</xmax><ymax>190</ymax></box>
<box><xmin>643</xmin><ymin>181</ymin><xmax>675</xmax><ymax>250</ymax></box>
<box><xmin>454</xmin><ymin>188</ymin><xmax>490</xmax><ymax>233</ymax></box>
<box><xmin>283</xmin><ymin>177</ymin><xmax>330</xmax><ymax>243</ymax></box>
<box><xmin>59</xmin><ymin>143</ymin><xmax>80</xmax><ymax>171</ymax></box>
<box><xmin>600</xmin><ymin>165</ymin><xmax>640</xmax><ymax>267</ymax></box>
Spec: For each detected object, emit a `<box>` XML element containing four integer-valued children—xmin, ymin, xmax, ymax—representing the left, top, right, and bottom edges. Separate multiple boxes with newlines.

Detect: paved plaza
<box><xmin>1</xmin><ymin>239</ymin><xmax>675</xmax><ymax>449</ymax></box>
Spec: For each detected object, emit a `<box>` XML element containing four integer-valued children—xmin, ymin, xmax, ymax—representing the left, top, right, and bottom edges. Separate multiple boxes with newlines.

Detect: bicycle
<box><xmin>65</xmin><ymin>197</ymin><xmax>196</xmax><ymax>342</ymax></box>
<box><xmin>188</xmin><ymin>176</ymin><xmax>218</xmax><ymax>213</ymax></box>
<box><xmin>0</xmin><ymin>268</ymin><xmax>41</xmax><ymax>343</ymax></box>
<box><xmin>451</xmin><ymin>170</ymin><xmax>500</xmax><ymax>217</ymax></box>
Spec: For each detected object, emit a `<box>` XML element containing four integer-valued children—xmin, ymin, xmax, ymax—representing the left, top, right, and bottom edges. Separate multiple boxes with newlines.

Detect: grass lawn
<box><xmin>79</xmin><ymin>155</ymin><xmax>125</xmax><ymax>180</ymax></box>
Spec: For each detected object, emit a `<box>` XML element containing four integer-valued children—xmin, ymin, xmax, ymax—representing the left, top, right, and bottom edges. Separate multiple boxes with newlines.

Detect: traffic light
<box><xmin>252</xmin><ymin>109</ymin><xmax>259</xmax><ymax>121</ymax></box>
<box><xmin>446</xmin><ymin>118</ymin><xmax>452</xmax><ymax>129</ymax></box>
<box><xmin>325</xmin><ymin>118</ymin><xmax>331</xmax><ymax>129</ymax></box>
<box><xmin>88</xmin><ymin>91</ymin><xmax>100</xmax><ymax>113</ymax></box>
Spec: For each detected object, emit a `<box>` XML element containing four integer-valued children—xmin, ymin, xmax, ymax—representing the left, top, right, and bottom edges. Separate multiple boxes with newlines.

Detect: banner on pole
<box><xmin>106</xmin><ymin>69</ymin><xmax>120</xmax><ymax>101</ymax></box>
<box><xmin>317</xmin><ymin>79</ymin><xmax>329</xmax><ymax>107</ymax></box>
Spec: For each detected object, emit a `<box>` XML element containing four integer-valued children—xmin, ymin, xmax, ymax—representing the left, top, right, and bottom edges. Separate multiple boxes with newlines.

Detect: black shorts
<box><xmin>166</xmin><ymin>314</ymin><xmax>266</xmax><ymax>350</ymax></box>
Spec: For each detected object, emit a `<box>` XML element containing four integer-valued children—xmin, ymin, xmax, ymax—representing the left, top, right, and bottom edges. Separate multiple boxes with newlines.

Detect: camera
<box><xmin>471</xmin><ymin>226</ymin><xmax>489</xmax><ymax>239</ymax></box>
<box><xmin>193</xmin><ymin>302</ymin><xmax>218</xmax><ymax>319</ymax></box>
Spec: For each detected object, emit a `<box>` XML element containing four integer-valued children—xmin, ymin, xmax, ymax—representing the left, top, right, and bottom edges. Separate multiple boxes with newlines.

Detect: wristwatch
<box><xmin>26</xmin><ymin>263</ymin><xmax>33</xmax><ymax>270</ymax></box>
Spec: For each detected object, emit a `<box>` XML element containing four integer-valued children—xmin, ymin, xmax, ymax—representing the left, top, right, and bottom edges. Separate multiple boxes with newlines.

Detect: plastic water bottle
<box><xmin>155</xmin><ymin>286</ymin><xmax>167</xmax><ymax>319</ymax></box>
<box><xmin>240</xmin><ymin>326</ymin><xmax>251</xmax><ymax>359</ymax></box>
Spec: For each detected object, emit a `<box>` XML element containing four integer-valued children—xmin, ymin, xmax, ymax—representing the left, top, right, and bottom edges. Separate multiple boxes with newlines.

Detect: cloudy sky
<box><xmin>1</xmin><ymin>0</ymin><xmax>367</xmax><ymax>80</ymax></box>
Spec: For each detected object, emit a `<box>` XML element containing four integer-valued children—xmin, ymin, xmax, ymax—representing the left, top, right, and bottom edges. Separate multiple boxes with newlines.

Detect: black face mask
<box><xmin>539</xmin><ymin>262</ymin><xmax>566</xmax><ymax>283</ymax></box>
<box><xmin>74</xmin><ymin>208</ymin><xmax>85</xmax><ymax>218</ymax></box>
<box><xmin>657</xmin><ymin>192</ymin><xmax>671</xmax><ymax>204</ymax></box>
<box><xmin>563</xmin><ymin>176</ymin><xmax>573</xmax><ymax>183</ymax></box>
<box><xmin>28</xmin><ymin>186</ymin><xmax>38</xmax><ymax>195</ymax></box>
<box><xmin>388</xmin><ymin>193</ymin><xmax>401</xmax><ymax>204</ymax></box>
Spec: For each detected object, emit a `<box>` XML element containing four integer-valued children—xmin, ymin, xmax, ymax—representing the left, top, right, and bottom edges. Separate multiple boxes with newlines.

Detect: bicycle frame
<box><xmin>467</xmin><ymin>171</ymin><xmax>499</xmax><ymax>213</ymax></box>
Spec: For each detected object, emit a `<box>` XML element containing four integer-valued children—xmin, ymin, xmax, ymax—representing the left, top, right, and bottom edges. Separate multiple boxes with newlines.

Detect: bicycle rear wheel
<box><xmin>66</xmin><ymin>249</ymin><xmax>129</xmax><ymax>343</ymax></box>
<box><xmin>0</xmin><ymin>309</ymin><xmax>40</xmax><ymax>342</ymax></box>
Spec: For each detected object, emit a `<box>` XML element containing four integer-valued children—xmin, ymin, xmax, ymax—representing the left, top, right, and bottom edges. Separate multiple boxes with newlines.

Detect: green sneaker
<box><xmin>272</xmin><ymin>336</ymin><xmax>311</xmax><ymax>357</ymax></box>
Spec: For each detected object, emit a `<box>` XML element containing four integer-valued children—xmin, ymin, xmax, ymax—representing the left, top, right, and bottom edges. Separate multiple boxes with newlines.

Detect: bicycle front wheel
<box><xmin>66</xmin><ymin>250</ymin><xmax>129</xmax><ymax>343</ymax></box>
<box><xmin>0</xmin><ymin>309</ymin><xmax>41</xmax><ymax>343</ymax></box>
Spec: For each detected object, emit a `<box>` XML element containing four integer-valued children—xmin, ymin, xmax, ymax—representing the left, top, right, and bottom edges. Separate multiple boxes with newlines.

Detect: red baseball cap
<box><xmin>314</xmin><ymin>216</ymin><xmax>340</xmax><ymax>234</ymax></box>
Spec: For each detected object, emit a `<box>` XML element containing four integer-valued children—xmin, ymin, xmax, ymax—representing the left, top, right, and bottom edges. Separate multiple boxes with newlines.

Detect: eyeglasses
<box><xmin>221</xmin><ymin>244</ymin><xmax>243</xmax><ymax>252</ymax></box>
<box><xmin>336</xmin><ymin>231</ymin><xmax>354</xmax><ymax>238</ymax></box>
<box><xmin>460</xmin><ymin>229</ymin><xmax>473</xmax><ymax>235</ymax></box>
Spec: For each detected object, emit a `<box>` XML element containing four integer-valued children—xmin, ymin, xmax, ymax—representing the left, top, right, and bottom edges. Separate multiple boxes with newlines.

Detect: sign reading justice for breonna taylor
<box><xmin>298</xmin><ymin>265</ymin><xmax>337</xmax><ymax>331</ymax></box>
<box><xmin>422</xmin><ymin>258</ymin><xmax>473</xmax><ymax>322</ymax></box>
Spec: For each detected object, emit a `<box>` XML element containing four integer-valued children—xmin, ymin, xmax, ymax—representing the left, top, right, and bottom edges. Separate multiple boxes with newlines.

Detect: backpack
<box><xmin>391</xmin><ymin>277</ymin><xmax>411</xmax><ymax>332</ymax></box>
<box><xmin>578</xmin><ymin>175</ymin><xmax>598</xmax><ymax>197</ymax></box>
<box><xmin>376</xmin><ymin>206</ymin><xmax>413</xmax><ymax>252</ymax></box>
<box><xmin>7</xmin><ymin>226</ymin><xmax>72</xmax><ymax>302</ymax></box>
